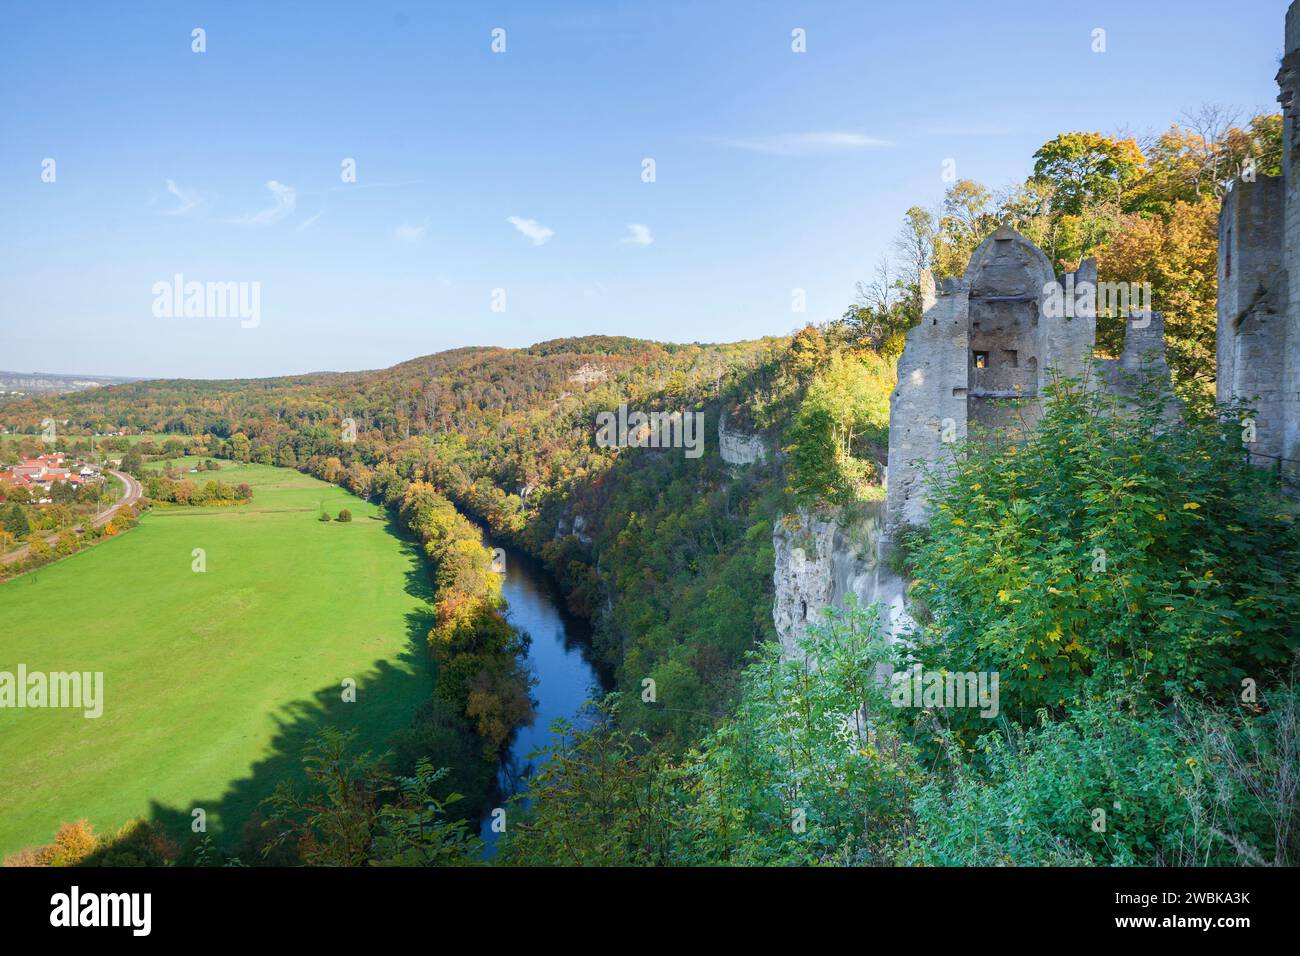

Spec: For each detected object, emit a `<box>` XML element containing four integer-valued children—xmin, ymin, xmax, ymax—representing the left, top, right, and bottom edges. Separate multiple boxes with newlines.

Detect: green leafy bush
<box><xmin>908</xmin><ymin>377</ymin><xmax>1300</xmax><ymax>720</ymax></box>
<box><xmin>910</xmin><ymin>696</ymin><xmax>1198</xmax><ymax>866</ymax></box>
<box><xmin>909</xmin><ymin>673</ymin><xmax>1300</xmax><ymax>867</ymax></box>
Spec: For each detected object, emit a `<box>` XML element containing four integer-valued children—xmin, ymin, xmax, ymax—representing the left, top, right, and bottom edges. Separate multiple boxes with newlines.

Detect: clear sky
<box><xmin>0</xmin><ymin>0</ymin><xmax>1289</xmax><ymax>379</ymax></box>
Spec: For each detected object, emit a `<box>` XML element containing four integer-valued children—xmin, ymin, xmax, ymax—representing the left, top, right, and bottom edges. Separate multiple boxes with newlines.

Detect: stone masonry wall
<box><xmin>1218</xmin><ymin>176</ymin><xmax>1286</xmax><ymax>459</ymax></box>
<box><xmin>1284</xmin><ymin>2</ymin><xmax>1300</xmax><ymax>469</ymax></box>
<box><xmin>888</xmin><ymin>228</ymin><xmax>1175</xmax><ymax>530</ymax></box>
<box><xmin>886</xmin><ymin>284</ymin><xmax>968</xmax><ymax>527</ymax></box>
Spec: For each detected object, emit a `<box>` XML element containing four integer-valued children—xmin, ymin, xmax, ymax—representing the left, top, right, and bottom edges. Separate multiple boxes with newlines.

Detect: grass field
<box><xmin>0</xmin><ymin>460</ymin><xmax>434</xmax><ymax>859</ymax></box>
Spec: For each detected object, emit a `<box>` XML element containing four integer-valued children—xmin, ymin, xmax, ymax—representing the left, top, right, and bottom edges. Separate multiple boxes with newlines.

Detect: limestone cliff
<box><xmin>771</xmin><ymin>499</ymin><xmax>914</xmax><ymax>658</ymax></box>
<box><xmin>718</xmin><ymin>413</ymin><xmax>768</xmax><ymax>466</ymax></box>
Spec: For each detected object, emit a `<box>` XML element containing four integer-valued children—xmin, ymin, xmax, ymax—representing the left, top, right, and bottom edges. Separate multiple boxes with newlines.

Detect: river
<box><xmin>476</xmin><ymin>536</ymin><xmax>611</xmax><ymax>855</ymax></box>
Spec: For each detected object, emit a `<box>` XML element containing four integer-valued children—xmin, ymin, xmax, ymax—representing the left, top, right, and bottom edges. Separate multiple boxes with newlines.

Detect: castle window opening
<box><xmin>973</xmin><ymin>351</ymin><xmax>989</xmax><ymax>369</ymax></box>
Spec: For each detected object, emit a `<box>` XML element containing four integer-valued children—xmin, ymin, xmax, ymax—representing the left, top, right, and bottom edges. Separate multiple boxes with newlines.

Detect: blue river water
<box><xmin>476</xmin><ymin>536</ymin><xmax>610</xmax><ymax>855</ymax></box>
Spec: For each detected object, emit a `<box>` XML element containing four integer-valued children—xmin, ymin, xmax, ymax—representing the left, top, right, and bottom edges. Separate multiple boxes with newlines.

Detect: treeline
<box><xmin>141</xmin><ymin>474</ymin><xmax>252</xmax><ymax>506</ymax></box>
<box><xmin>385</xmin><ymin>472</ymin><xmax>534</xmax><ymax>755</ymax></box>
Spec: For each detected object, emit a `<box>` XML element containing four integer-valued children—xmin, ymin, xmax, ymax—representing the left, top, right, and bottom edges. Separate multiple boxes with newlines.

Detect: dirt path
<box><xmin>0</xmin><ymin>469</ymin><xmax>142</xmax><ymax>566</ymax></box>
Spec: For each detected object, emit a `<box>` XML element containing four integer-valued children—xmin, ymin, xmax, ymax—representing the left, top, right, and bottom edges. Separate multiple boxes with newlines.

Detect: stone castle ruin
<box><xmin>886</xmin><ymin>225</ymin><xmax>1175</xmax><ymax>527</ymax></box>
<box><xmin>778</xmin><ymin>1</ymin><xmax>1300</xmax><ymax>657</ymax></box>
<box><xmin>887</xmin><ymin>0</ymin><xmax>1300</xmax><ymax>529</ymax></box>
<box><xmin>1216</xmin><ymin>1</ymin><xmax>1300</xmax><ymax>479</ymax></box>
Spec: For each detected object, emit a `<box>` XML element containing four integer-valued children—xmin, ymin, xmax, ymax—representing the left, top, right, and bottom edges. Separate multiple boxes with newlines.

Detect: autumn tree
<box><xmin>229</xmin><ymin>432</ymin><xmax>252</xmax><ymax>464</ymax></box>
<box><xmin>1097</xmin><ymin>197</ymin><xmax>1219</xmax><ymax>404</ymax></box>
<box><xmin>932</xmin><ymin>180</ymin><xmax>999</xmax><ymax>278</ymax></box>
<box><xmin>784</xmin><ymin>351</ymin><xmax>893</xmax><ymax>503</ymax></box>
<box><xmin>1032</xmin><ymin>131</ymin><xmax>1146</xmax><ymax>214</ymax></box>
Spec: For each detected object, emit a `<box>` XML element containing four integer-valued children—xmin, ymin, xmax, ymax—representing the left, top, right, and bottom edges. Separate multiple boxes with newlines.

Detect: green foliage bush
<box><xmin>908</xmin><ymin>378</ymin><xmax>1300</xmax><ymax>721</ymax></box>
<box><xmin>910</xmin><ymin>673</ymin><xmax>1300</xmax><ymax>867</ymax></box>
<box><xmin>262</xmin><ymin>728</ymin><xmax>481</xmax><ymax>866</ymax></box>
<box><xmin>910</xmin><ymin>696</ymin><xmax>1198</xmax><ymax>866</ymax></box>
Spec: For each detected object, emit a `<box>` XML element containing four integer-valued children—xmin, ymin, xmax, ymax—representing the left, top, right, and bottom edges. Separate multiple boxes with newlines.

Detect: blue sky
<box><xmin>0</xmin><ymin>0</ymin><xmax>1289</xmax><ymax>378</ymax></box>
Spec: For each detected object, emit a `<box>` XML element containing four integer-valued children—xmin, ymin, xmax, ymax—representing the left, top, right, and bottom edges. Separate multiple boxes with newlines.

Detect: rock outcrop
<box><xmin>554</xmin><ymin>512</ymin><xmax>593</xmax><ymax>545</ymax></box>
<box><xmin>771</xmin><ymin>499</ymin><xmax>914</xmax><ymax>659</ymax></box>
<box><xmin>718</xmin><ymin>413</ymin><xmax>768</xmax><ymax>466</ymax></box>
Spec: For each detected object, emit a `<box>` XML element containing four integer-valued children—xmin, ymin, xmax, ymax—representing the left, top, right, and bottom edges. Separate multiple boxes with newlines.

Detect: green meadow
<box><xmin>0</xmin><ymin>460</ymin><xmax>434</xmax><ymax>858</ymax></box>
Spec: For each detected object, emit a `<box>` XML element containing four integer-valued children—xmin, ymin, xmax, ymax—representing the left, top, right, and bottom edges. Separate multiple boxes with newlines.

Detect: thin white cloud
<box><xmin>232</xmin><ymin>180</ymin><xmax>297</xmax><ymax>225</ymax></box>
<box><xmin>507</xmin><ymin>215</ymin><xmax>555</xmax><ymax>246</ymax></box>
<box><xmin>713</xmin><ymin>131</ymin><xmax>893</xmax><ymax>156</ymax></box>
<box><xmin>619</xmin><ymin>223</ymin><xmax>654</xmax><ymax>247</ymax></box>
<box><xmin>298</xmin><ymin>210</ymin><xmax>324</xmax><ymax>232</ymax></box>
<box><xmin>394</xmin><ymin>219</ymin><xmax>428</xmax><ymax>242</ymax></box>
<box><xmin>160</xmin><ymin>179</ymin><xmax>201</xmax><ymax>216</ymax></box>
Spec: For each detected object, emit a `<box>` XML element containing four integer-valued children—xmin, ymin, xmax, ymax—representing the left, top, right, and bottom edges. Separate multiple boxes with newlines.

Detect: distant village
<box><xmin>0</xmin><ymin>452</ymin><xmax>104</xmax><ymax>504</ymax></box>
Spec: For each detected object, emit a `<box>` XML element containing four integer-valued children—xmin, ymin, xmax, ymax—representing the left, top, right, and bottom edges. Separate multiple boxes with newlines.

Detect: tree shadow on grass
<box><xmin>129</xmin><ymin>518</ymin><xmax>439</xmax><ymax>861</ymax></box>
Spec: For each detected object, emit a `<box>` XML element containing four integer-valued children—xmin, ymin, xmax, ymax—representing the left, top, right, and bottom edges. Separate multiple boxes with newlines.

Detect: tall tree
<box><xmin>1031</xmin><ymin>131</ymin><xmax>1146</xmax><ymax>214</ymax></box>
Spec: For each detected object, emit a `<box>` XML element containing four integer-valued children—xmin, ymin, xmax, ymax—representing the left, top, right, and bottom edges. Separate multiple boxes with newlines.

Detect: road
<box><xmin>0</xmin><ymin>469</ymin><xmax>143</xmax><ymax>567</ymax></box>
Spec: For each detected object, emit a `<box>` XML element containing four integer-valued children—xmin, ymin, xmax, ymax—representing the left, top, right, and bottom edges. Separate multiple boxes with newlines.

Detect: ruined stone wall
<box><xmin>1218</xmin><ymin>177</ymin><xmax>1286</xmax><ymax>459</ymax></box>
<box><xmin>886</xmin><ymin>283</ymin><xmax>968</xmax><ymax>527</ymax></box>
<box><xmin>966</xmin><ymin>228</ymin><xmax>1055</xmax><ymax>407</ymax></box>
<box><xmin>1211</xmin><ymin>1</ymin><xmax>1300</xmax><ymax>475</ymax></box>
<box><xmin>889</xmin><ymin>227</ymin><xmax>1086</xmax><ymax>527</ymax></box>
<box><xmin>887</xmin><ymin>227</ymin><xmax>1174</xmax><ymax>530</ymax></box>
<box><xmin>1284</xmin><ymin>2</ymin><xmax>1300</xmax><ymax>468</ymax></box>
<box><xmin>1042</xmin><ymin>259</ymin><xmax>1100</xmax><ymax>387</ymax></box>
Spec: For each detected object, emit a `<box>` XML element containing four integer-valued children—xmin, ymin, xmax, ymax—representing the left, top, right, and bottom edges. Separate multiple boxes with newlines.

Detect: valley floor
<box><xmin>0</xmin><ymin>461</ymin><xmax>434</xmax><ymax>859</ymax></box>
